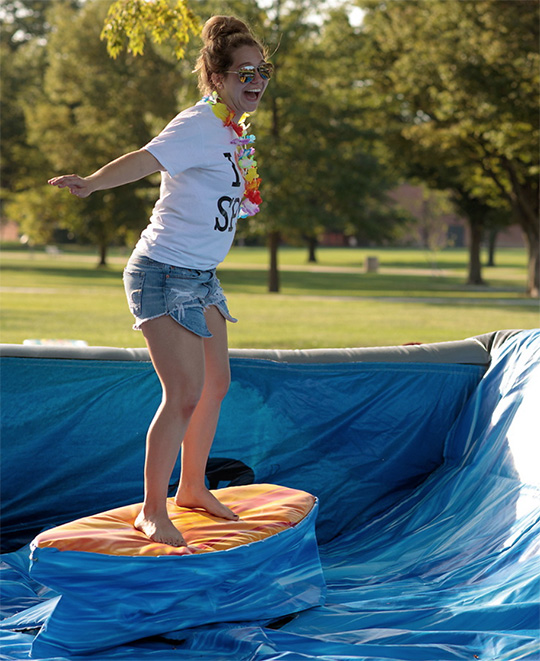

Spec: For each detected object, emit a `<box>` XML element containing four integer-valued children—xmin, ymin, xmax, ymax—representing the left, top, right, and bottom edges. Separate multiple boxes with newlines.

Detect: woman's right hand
<box><xmin>48</xmin><ymin>150</ymin><xmax>163</xmax><ymax>198</ymax></box>
<box><xmin>48</xmin><ymin>174</ymin><xmax>95</xmax><ymax>198</ymax></box>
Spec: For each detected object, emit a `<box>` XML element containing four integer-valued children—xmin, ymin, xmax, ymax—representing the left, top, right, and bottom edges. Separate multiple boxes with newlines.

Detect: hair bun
<box><xmin>202</xmin><ymin>15</ymin><xmax>251</xmax><ymax>45</ymax></box>
<box><xmin>195</xmin><ymin>15</ymin><xmax>267</xmax><ymax>95</ymax></box>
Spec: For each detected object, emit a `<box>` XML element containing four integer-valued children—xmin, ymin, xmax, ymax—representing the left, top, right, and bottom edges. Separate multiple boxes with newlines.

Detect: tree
<box><xmin>0</xmin><ymin>0</ymin><xmax>57</xmax><ymax>210</ymax></box>
<box><xmin>392</xmin><ymin>151</ymin><xmax>501</xmax><ymax>285</ymax></box>
<box><xmin>250</xmin><ymin>2</ymin><xmax>404</xmax><ymax>290</ymax></box>
<box><xmin>356</xmin><ymin>0</ymin><xmax>539</xmax><ymax>295</ymax></box>
<box><xmin>16</xmin><ymin>0</ymin><xmax>180</xmax><ymax>264</ymax></box>
<box><xmin>238</xmin><ymin>0</ymin><xmax>324</xmax><ymax>291</ymax></box>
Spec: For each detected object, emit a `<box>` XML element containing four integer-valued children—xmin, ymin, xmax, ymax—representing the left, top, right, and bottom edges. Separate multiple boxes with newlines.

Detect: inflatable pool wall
<box><xmin>1</xmin><ymin>329</ymin><xmax>539</xmax><ymax>660</ymax></box>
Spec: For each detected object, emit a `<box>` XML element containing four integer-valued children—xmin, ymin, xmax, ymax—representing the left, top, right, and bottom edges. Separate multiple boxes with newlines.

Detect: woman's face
<box><xmin>216</xmin><ymin>45</ymin><xmax>270</xmax><ymax>120</ymax></box>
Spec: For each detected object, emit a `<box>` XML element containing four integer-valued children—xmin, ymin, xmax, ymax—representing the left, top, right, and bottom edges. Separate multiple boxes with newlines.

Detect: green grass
<box><xmin>1</xmin><ymin>246</ymin><xmax>537</xmax><ymax>348</ymax></box>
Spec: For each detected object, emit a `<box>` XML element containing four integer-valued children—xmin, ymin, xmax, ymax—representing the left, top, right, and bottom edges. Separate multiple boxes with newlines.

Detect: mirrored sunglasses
<box><xmin>225</xmin><ymin>63</ymin><xmax>274</xmax><ymax>84</ymax></box>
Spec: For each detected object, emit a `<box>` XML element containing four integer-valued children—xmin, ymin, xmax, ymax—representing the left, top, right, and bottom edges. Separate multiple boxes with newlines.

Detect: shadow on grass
<box><xmin>2</xmin><ymin>260</ymin><xmax>530</xmax><ymax>305</ymax></box>
<box><xmin>1</xmin><ymin>261</ymin><xmax>122</xmax><ymax>285</ymax></box>
<box><xmin>219</xmin><ymin>269</ymin><xmax>534</xmax><ymax>311</ymax></box>
<box><xmin>219</xmin><ymin>268</ymin><xmax>467</xmax><ymax>296</ymax></box>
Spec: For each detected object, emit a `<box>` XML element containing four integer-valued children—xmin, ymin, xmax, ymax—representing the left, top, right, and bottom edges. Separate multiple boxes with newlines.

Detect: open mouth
<box><xmin>245</xmin><ymin>88</ymin><xmax>261</xmax><ymax>102</ymax></box>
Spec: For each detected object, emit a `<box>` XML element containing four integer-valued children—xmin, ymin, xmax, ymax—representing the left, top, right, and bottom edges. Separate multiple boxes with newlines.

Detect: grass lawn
<box><xmin>1</xmin><ymin>245</ymin><xmax>538</xmax><ymax>349</ymax></box>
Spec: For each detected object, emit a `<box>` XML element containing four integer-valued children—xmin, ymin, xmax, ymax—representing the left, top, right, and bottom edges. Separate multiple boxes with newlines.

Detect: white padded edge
<box><xmin>0</xmin><ymin>331</ymin><xmax>522</xmax><ymax>365</ymax></box>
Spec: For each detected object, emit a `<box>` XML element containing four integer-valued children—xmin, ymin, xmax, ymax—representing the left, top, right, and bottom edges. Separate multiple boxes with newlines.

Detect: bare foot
<box><xmin>175</xmin><ymin>485</ymin><xmax>239</xmax><ymax>521</ymax></box>
<box><xmin>134</xmin><ymin>510</ymin><xmax>187</xmax><ymax>547</ymax></box>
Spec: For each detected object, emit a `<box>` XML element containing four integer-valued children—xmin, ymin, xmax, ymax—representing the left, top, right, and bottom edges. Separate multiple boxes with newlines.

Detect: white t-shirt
<box><xmin>135</xmin><ymin>102</ymin><xmax>245</xmax><ymax>270</ymax></box>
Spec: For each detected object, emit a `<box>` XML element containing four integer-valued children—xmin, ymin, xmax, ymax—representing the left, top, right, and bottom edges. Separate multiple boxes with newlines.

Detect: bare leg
<box><xmin>175</xmin><ymin>306</ymin><xmax>238</xmax><ymax>521</ymax></box>
<box><xmin>135</xmin><ymin>315</ymin><xmax>205</xmax><ymax>546</ymax></box>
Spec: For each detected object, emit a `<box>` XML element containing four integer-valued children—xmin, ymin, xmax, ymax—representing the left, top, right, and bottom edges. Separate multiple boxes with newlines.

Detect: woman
<box><xmin>49</xmin><ymin>16</ymin><xmax>272</xmax><ymax>547</ymax></box>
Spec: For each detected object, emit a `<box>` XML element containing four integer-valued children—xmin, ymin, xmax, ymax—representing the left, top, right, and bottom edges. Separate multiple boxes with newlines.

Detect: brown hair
<box><xmin>194</xmin><ymin>15</ymin><xmax>267</xmax><ymax>95</ymax></box>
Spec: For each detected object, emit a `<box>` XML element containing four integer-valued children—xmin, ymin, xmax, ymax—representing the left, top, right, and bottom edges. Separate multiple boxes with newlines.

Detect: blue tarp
<box><xmin>1</xmin><ymin>329</ymin><xmax>539</xmax><ymax>660</ymax></box>
<box><xmin>27</xmin><ymin>496</ymin><xmax>326</xmax><ymax>658</ymax></box>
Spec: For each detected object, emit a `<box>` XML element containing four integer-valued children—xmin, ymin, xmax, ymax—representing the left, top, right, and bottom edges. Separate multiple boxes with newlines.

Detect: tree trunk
<box><xmin>523</xmin><ymin>228</ymin><xmax>540</xmax><ymax>299</ymax></box>
<box><xmin>486</xmin><ymin>228</ymin><xmax>497</xmax><ymax>267</ymax></box>
<box><xmin>306</xmin><ymin>235</ymin><xmax>318</xmax><ymax>263</ymax></box>
<box><xmin>467</xmin><ymin>221</ymin><xmax>486</xmax><ymax>286</ymax></box>
<box><xmin>268</xmin><ymin>230</ymin><xmax>280</xmax><ymax>293</ymax></box>
<box><xmin>98</xmin><ymin>242</ymin><xmax>107</xmax><ymax>267</ymax></box>
<box><xmin>267</xmin><ymin>46</ymin><xmax>281</xmax><ymax>294</ymax></box>
<box><xmin>503</xmin><ymin>163</ymin><xmax>539</xmax><ymax>296</ymax></box>
<box><xmin>517</xmin><ymin>208</ymin><xmax>539</xmax><ymax>298</ymax></box>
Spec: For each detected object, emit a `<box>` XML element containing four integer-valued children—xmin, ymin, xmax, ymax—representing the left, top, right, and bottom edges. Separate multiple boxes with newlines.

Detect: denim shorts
<box><xmin>123</xmin><ymin>253</ymin><xmax>237</xmax><ymax>338</ymax></box>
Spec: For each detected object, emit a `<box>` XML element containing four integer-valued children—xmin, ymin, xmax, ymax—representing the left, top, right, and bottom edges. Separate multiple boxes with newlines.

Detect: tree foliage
<box><xmin>0</xmin><ymin>0</ymin><xmax>54</xmax><ymax>202</ymax></box>
<box><xmin>4</xmin><ymin>0</ymin><xmax>535</xmax><ymax>296</ymax></box>
<box><xmin>257</xmin><ymin>6</ymin><xmax>399</xmax><ymax>241</ymax></box>
<box><xmin>238</xmin><ymin>2</ymin><xmax>405</xmax><ymax>288</ymax></box>
<box><xmin>0</xmin><ymin>0</ymin><xmax>62</xmax><ymax>46</ymax></box>
<box><xmin>101</xmin><ymin>0</ymin><xmax>200</xmax><ymax>60</ymax></box>
<box><xmin>7</xmin><ymin>0</ymin><xmax>181</xmax><ymax>264</ymax></box>
<box><xmin>355</xmin><ymin>0</ymin><xmax>539</xmax><ymax>295</ymax></box>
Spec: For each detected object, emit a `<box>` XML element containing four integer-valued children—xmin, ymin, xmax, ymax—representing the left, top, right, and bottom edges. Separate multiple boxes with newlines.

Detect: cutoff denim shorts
<box><xmin>123</xmin><ymin>253</ymin><xmax>237</xmax><ymax>338</ymax></box>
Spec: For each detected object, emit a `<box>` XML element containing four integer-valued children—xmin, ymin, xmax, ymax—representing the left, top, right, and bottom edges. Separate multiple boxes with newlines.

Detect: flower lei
<box><xmin>202</xmin><ymin>92</ymin><xmax>262</xmax><ymax>217</ymax></box>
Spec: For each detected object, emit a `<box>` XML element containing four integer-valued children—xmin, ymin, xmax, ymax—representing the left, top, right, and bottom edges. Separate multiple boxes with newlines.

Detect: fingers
<box><xmin>48</xmin><ymin>175</ymin><xmax>82</xmax><ymax>189</ymax></box>
<box><xmin>48</xmin><ymin>174</ymin><xmax>78</xmax><ymax>187</ymax></box>
<box><xmin>48</xmin><ymin>175</ymin><xmax>90</xmax><ymax>198</ymax></box>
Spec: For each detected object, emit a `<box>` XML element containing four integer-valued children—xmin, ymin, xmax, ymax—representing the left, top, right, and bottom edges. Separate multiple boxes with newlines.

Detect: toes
<box><xmin>134</xmin><ymin>515</ymin><xmax>187</xmax><ymax>547</ymax></box>
<box><xmin>175</xmin><ymin>491</ymin><xmax>238</xmax><ymax>521</ymax></box>
<box><xmin>223</xmin><ymin>509</ymin><xmax>239</xmax><ymax>521</ymax></box>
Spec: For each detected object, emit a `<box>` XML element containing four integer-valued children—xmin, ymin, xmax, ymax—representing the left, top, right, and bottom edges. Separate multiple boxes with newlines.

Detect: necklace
<box><xmin>201</xmin><ymin>92</ymin><xmax>262</xmax><ymax>217</ymax></box>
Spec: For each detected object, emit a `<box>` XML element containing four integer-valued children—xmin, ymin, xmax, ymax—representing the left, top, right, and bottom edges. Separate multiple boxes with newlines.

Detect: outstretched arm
<box><xmin>48</xmin><ymin>149</ymin><xmax>163</xmax><ymax>198</ymax></box>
